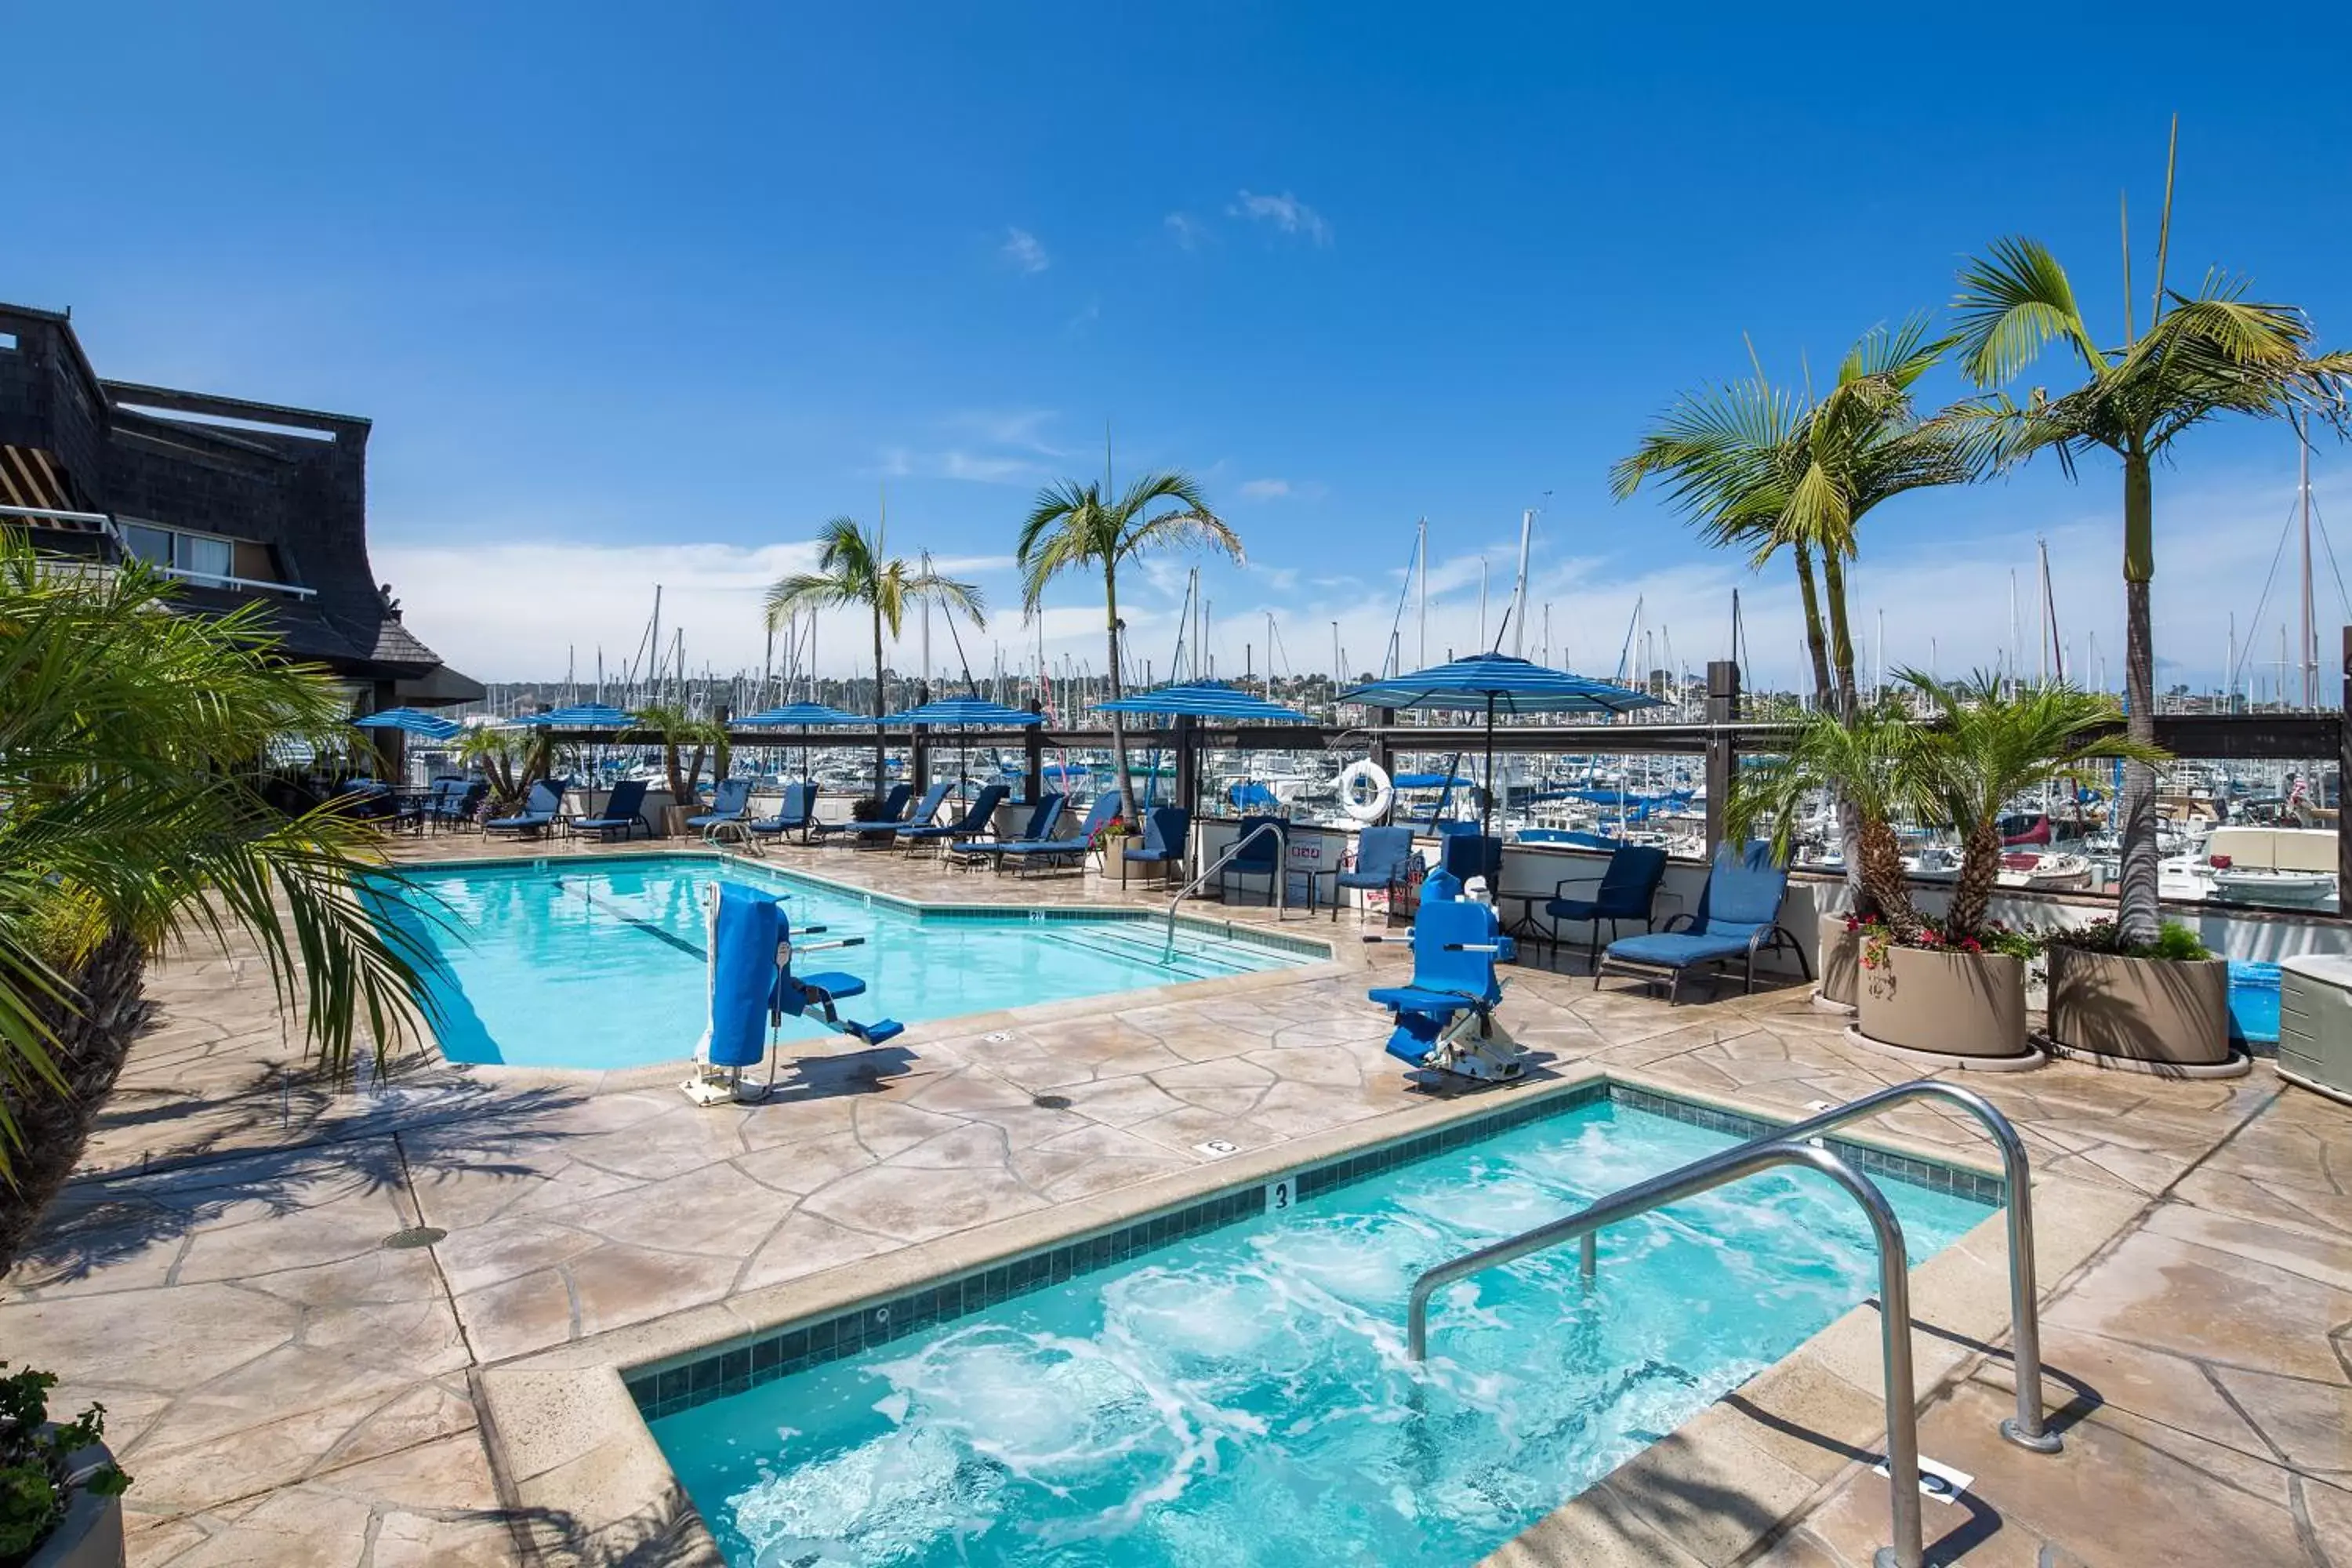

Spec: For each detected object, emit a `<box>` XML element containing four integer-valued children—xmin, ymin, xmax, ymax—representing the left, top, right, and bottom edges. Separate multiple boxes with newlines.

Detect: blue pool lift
<box><xmin>682</xmin><ymin>881</ymin><xmax>903</xmax><ymax>1106</ymax></box>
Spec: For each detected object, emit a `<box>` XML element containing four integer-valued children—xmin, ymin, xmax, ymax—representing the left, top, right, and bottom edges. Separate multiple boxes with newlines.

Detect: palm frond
<box><xmin>1952</xmin><ymin>237</ymin><xmax>2100</xmax><ymax>386</ymax></box>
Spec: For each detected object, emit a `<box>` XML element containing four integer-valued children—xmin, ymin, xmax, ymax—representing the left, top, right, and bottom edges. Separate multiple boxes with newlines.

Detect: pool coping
<box><xmin>368</xmin><ymin>848</ymin><xmax>1352</xmax><ymax>1087</ymax></box>
<box><xmin>472</xmin><ymin>1065</ymin><xmax>2148</xmax><ymax>1567</ymax></box>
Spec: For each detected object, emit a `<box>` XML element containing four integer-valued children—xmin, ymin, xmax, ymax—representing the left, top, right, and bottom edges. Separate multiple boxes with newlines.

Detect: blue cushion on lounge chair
<box><xmin>902</xmin><ymin>783</ymin><xmax>1009</xmax><ymax>841</ymax></box>
<box><xmin>811</xmin><ymin>781</ymin><xmax>913</xmax><ymax>837</ymax></box>
<box><xmin>686</xmin><ymin>778</ymin><xmax>753</xmax><ymax>829</ymax></box>
<box><xmin>573</xmin><ymin>779</ymin><xmax>650</xmax><ymax>840</ymax></box>
<box><xmin>1599</xmin><ymin>931</ymin><xmax>1754</xmax><ymax>968</ymax></box>
<box><xmin>485</xmin><ymin>781</ymin><xmax>564</xmax><ymax>833</ymax></box>
<box><xmin>748</xmin><ymin>782</ymin><xmax>818</xmax><ymax>835</ymax></box>
<box><xmin>951</xmin><ymin>793</ymin><xmax>1065</xmax><ymax>858</ymax></box>
<box><xmin>1595</xmin><ymin>840</ymin><xmax>1805</xmax><ymax>999</ymax></box>
<box><xmin>1124</xmin><ymin>807</ymin><xmax>1189</xmax><ymax>865</ymax></box>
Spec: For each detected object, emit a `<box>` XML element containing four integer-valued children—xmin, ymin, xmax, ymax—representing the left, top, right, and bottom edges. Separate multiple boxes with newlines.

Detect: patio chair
<box><xmin>1216</xmin><ymin>815</ymin><xmax>1287</xmax><ymax>906</ymax></box>
<box><xmin>872</xmin><ymin>780</ymin><xmax>954</xmax><ymax>844</ymax></box>
<box><xmin>1594</xmin><ymin>840</ymin><xmax>1809</xmax><ymax>1001</ymax></box>
<box><xmin>1331</xmin><ymin>825</ymin><xmax>1417</xmax><ymax>922</ymax></box>
<box><xmin>951</xmin><ymin>793</ymin><xmax>1064</xmax><ymax>869</ymax></box>
<box><xmin>1544</xmin><ymin>844</ymin><xmax>1668</xmax><ymax>967</ymax></box>
<box><xmin>686</xmin><ymin>778</ymin><xmax>754</xmax><ymax>839</ymax></box>
<box><xmin>746</xmin><ymin>782</ymin><xmax>819</xmax><ymax>842</ymax></box>
<box><xmin>484</xmin><ymin>780</ymin><xmax>565</xmax><ymax>838</ymax></box>
<box><xmin>572</xmin><ymin>779</ymin><xmax>652</xmax><ymax>842</ymax></box>
<box><xmin>990</xmin><ymin>790</ymin><xmax>1126</xmax><ymax>877</ymax></box>
<box><xmin>1439</xmin><ymin>830</ymin><xmax>1503</xmax><ymax>891</ymax></box>
<box><xmin>898</xmin><ymin>783</ymin><xmax>1009</xmax><ymax>854</ymax></box>
<box><xmin>810</xmin><ymin>782</ymin><xmax>913</xmax><ymax>843</ymax></box>
<box><xmin>1123</xmin><ymin>806</ymin><xmax>1189</xmax><ymax>887</ymax></box>
<box><xmin>430</xmin><ymin>779</ymin><xmax>487</xmax><ymax>832</ymax></box>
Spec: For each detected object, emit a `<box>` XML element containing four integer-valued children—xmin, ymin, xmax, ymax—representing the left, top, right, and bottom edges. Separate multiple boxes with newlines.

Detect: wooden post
<box><xmin>1704</xmin><ymin>659</ymin><xmax>1742</xmax><ymax>856</ymax></box>
<box><xmin>2339</xmin><ymin>628</ymin><xmax>2351</xmax><ymax>895</ymax></box>
<box><xmin>1174</xmin><ymin>713</ymin><xmax>1200</xmax><ymax>820</ymax></box>
<box><xmin>1372</xmin><ymin>707</ymin><xmax>1396</xmax><ymax>788</ymax></box>
<box><xmin>1025</xmin><ymin>700</ymin><xmax>1045</xmax><ymax>805</ymax></box>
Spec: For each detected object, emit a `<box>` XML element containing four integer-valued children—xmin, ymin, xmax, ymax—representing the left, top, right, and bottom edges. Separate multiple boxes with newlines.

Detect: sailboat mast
<box><xmin>2300</xmin><ymin>421</ymin><xmax>2317</xmax><ymax>708</ymax></box>
<box><xmin>1417</xmin><ymin>517</ymin><xmax>1428</xmax><ymax>668</ymax></box>
<box><xmin>1510</xmin><ymin>507</ymin><xmax>1534</xmax><ymax>656</ymax></box>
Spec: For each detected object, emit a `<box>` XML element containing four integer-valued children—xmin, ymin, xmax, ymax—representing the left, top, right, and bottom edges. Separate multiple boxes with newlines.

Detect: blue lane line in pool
<box><xmin>555</xmin><ymin>877</ymin><xmax>709</xmax><ymax>960</ymax></box>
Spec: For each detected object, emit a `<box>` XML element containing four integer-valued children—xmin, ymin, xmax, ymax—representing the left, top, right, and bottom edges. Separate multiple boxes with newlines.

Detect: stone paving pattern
<box><xmin>5</xmin><ymin>833</ymin><xmax>2348</xmax><ymax>1565</ymax></box>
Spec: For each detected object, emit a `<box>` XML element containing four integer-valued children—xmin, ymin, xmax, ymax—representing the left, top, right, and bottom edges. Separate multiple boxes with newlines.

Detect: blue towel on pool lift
<box><xmin>705</xmin><ymin>882</ymin><xmax>785</xmax><ymax>1069</ymax></box>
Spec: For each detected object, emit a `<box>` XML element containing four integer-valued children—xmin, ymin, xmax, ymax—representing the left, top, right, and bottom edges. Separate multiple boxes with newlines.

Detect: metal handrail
<box><xmin>1759</xmin><ymin>1080</ymin><xmax>2059</xmax><ymax>1454</ymax></box>
<box><xmin>1406</xmin><ymin>1141</ymin><xmax>1926</xmax><ymax>1568</ymax></box>
<box><xmin>1163</xmin><ymin>819</ymin><xmax>1287</xmax><ymax>954</ymax></box>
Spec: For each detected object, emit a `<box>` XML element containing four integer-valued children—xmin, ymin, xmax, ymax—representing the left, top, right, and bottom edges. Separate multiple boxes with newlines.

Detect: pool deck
<box><xmin>4</xmin><ymin>831</ymin><xmax>2347</xmax><ymax>1566</ymax></box>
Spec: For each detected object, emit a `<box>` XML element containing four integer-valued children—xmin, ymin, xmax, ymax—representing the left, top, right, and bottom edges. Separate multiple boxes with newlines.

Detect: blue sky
<box><xmin>14</xmin><ymin>5</ymin><xmax>2352</xmax><ymax>695</ymax></box>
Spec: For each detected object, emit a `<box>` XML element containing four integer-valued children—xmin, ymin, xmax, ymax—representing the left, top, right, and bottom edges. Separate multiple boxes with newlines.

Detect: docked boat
<box><xmin>1995</xmin><ymin>851</ymin><xmax>2093</xmax><ymax>891</ymax></box>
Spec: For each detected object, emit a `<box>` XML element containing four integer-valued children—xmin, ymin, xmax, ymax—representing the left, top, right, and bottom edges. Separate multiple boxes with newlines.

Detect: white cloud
<box><xmin>1163</xmin><ymin>212</ymin><xmax>1206</xmax><ymax>250</ymax></box>
<box><xmin>942</xmin><ymin>408</ymin><xmax>1059</xmax><ymax>452</ymax></box>
<box><xmin>1239</xmin><ymin>477</ymin><xmax>1291</xmax><ymax>499</ymax></box>
<box><xmin>1229</xmin><ymin>189</ymin><xmax>1331</xmax><ymax>246</ymax></box>
<box><xmin>1000</xmin><ymin>227</ymin><xmax>1050</xmax><ymax>274</ymax></box>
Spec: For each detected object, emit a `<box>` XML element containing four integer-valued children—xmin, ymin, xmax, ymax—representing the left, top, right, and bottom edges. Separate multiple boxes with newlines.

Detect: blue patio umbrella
<box><xmin>352</xmin><ymin>707</ymin><xmax>461</xmax><ymax>741</ymax></box>
<box><xmin>735</xmin><ymin>701</ymin><xmax>867</xmax><ymax>781</ymax></box>
<box><xmin>880</xmin><ymin>696</ymin><xmax>1043</xmax><ymax>798</ymax></box>
<box><xmin>1092</xmin><ymin>680</ymin><xmax>1311</xmax><ymax>723</ymax></box>
<box><xmin>1339</xmin><ymin>653</ymin><xmax>1662</xmax><ymax>833</ymax></box>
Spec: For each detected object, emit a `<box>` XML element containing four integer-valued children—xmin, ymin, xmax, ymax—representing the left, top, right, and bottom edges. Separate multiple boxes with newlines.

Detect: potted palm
<box><xmin>1853</xmin><ymin>673</ymin><xmax>2162</xmax><ymax>1066</ymax></box>
<box><xmin>2044</xmin><ymin>919</ymin><xmax>2238</xmax><ymax>1073</ymax></box>
<box><xmin>1725</xmin><ymin>699</ymin><xmax>1935</xmax><ymax>1011</ymax></box>
<box><xmin>633</xmin><ymin>704</ymin><xmax>722</xmax><ymax>837</ymax></box>
<box><xmin>2</xmin><ymin>1366</ymin><xmax>130</xmax><ymax>1568</ymax></box>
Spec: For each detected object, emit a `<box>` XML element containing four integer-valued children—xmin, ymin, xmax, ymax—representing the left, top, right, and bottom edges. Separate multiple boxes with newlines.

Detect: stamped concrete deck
<box><xmin>4</xmin><ymin>833</ymin><xmax>2347</xmax><ymax>1566</ymax></box>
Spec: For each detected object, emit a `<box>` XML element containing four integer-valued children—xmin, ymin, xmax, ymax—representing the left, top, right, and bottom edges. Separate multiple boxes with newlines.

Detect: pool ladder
<box><xmin>1162</xmin><ymin>819</ymin><xmax>1287</xmax><ymax>956</ymax></box>
<box><xmin>1404</xmin><ymin>1081</ymin><xmax>2059</xmax><ymax>1568</ymax></box>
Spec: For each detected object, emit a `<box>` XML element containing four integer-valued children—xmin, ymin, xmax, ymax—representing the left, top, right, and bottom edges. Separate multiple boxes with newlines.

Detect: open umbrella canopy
<box><xmin>1338</xmin><ymin>654</ymin><xmax>1662</xmax><ymax>833</ymax></box>
<box><xmin>1092</xmin><ymin>681</ymin><xmax>1311</xmax><ymax>722</ymax></box>
<box><xmin>880</xmin><ymin>697</ymin><xmax>1043</xmax><ymax>728</ymax></box>
<box><xmin>735</xmin><ymin>702</ymin><xmax>866</xmax><ymax>728</ymax></box>
<box><xmin>1338</xmin><ymin>653</ymin><xmax>1659</xmax><ymax>717</ymax></box>
<box><xmin>351</xmin><ymin>707</ymin><xmax>461</xmax><ymax>740</ymax></box>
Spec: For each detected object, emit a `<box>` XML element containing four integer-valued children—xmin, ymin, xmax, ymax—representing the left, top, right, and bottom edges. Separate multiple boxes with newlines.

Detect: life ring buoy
<box><xmin>1338</xmin><ymin>759</ymin><xmax>1393</xmax><ymax>823</ymax></box>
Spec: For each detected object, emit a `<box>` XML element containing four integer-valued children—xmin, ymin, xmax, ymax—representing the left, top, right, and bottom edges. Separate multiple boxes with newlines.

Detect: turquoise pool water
<box><xmin>366</xmin><ymin>855</ymin><xmax>1308</xmax><ymax>1069</ymax></box>
<box><xmin>652</xmin><ymin>1100</ymin><xmax>1991</xmax><ymax>1566</ymax></box>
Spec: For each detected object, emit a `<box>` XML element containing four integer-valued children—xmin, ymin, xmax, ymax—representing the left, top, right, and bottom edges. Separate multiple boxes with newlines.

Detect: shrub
<box><xmin>0</xmin><ymin>1363</ymin><xmax>128</xmax><ymax>1564</ymax></box>
<box><xmin>2045</xmin><ymin>918</ymin><xmax>2212</xmax><ymax>963</ymax></box>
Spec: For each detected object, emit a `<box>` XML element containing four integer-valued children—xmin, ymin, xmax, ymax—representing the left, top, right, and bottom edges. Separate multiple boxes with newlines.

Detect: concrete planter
<box><xmin>1857</xmin><ymin>945</ymin><xmax>2032</xmax><ymax>1062</ymax></box>
<box><xmin>26</xmin><ymin>1441</ymin><xmax>125</xmax><ymax>1568</ymax></box>
<box><xmin>1815</xmin><ymin>913</ymin><xmax>1859</xmax><ymax>1010</ymax></box>
<box><xmin>2046</xmin><ymin>947</ymin><xmax>2233</xmax><ymax>1068</ymax></box>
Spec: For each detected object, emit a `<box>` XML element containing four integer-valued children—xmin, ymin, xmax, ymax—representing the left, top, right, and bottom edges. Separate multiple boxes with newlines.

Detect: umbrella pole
<box><xmin>1483</xmin><ymin>694</ymin><xmax>1497</xmax><ymax>837</ymax></box>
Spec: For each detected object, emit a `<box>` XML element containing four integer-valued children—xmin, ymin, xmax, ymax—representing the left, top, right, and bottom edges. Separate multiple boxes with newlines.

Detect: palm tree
<box><xmin>1903</xmin><ymin>672</ymin><xmax>2165</xmax><ymax>942</ymax></box>
<box><xmin>1017</xmin><ymin>472</ymin><xmax>1241</xmax><ymax>811</ymax></box>
<box><xmin>764</xmin><ymin>518</ymin><xmax>985</xmax><ymax>796</ymax></box>
<box><xmin>1614</xmin><ymin>318</ymin><xmax>1979</xmax><ymax>715</ymax></box>
<box><xmin>0</xmin><ymin>536</ymin><xmax>423</xmax><ymax>1223</ymax></box>
<box><xmin>1723</xmin><ymin>699</ymin><xmax>1938</xmax><ymax>940</ymax></box>
<box><xmin>630</xmin><ymin>702</ymin><xmax>723</xmax><ymax>804</ymax></box>
<box><xmin>454</xmin><ymin>723</ymin><xmax>550</xmax><ymax>811</ymax></box>
<box><xmin>1951</xmin><ymin>154</ymin><xmax>2352</xmax><ymax>940</ymax></box>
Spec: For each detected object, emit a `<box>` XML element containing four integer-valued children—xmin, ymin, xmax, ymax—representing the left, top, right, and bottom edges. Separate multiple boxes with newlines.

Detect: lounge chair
<box><xmin>1217</xmin><ymin>815</ymin><xmax>1287</xmax><ymax>906</ymax></box>
<box><xmin>746</xmin><ymin>782</ymin><xmax>819</xmax><ymax>843</ymax></box>
<box><xmin>898</xmin><ymin>783</ymin><xmax>1009</xmax><ymax>854</ymax></box>
<box><xmin>430</xmin><ymin>779</ymin><xmax>487</xmax><ymax>832</ymax></box>
<box><xmin>990</xmin><ymin>790</ymin><xmax>1126</xmax><ymax>878</ymax></box>
<box><xmin>686</xmin><ymin>778</ymin><xmax>754</xmax><ymax>840</ymax></box>
<box><xmin>1123</xmin><ymin>806</ymin><xmax>1189</xmax><ymax>887</ymax></box>
<box><xmin>810</xmin><ymin>782</ymin><xmax>913</xmax><ymax>843</ymax></box>
<box><xmin>1544</xmin><ymin>844</ymin><xmax>1668</xmax><ymax>967</ymax></box>
<box><xmin>1367</xmin><ymin>885</ymin><xmax>1523</xmax><ymax>1080</ymax></box>
<box><xmin>1594</xmin><ymin>840</ymin><xmax>1809</xmax><ymax>1000</ymax></box>
<box><xmin>485</xmin><ymin>780</ymin><xmax>565</xmax><ymax>838</ymax></box>
<box><xmin>573</xmin><ymin>779</ymin><xmax>652</xmax><ymax>842</ymax></box>
<box><xmin>873</xmin><ymin>781</ymin><xmax>954</xmax><ymax>844</ymax></box>
<box><xmin>1331</xmin><ymin>825</ymin><xmax>1417</xmax><ymax>921</ymax></box>
<box><xmin>951</xmin><ymin>793</ymin><xmax>1064</xmax><ymax>869</ymax></box>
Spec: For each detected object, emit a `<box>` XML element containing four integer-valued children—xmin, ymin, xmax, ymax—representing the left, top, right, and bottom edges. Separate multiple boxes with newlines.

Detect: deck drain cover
<box><xmin>1032</xmin><ymin>1094</ymin><xmax>1073</xmax><ymax>1110</ymax></box>
<box><xmin>380</xmin><ymin>1226</ymin><xmax>447</xmax><ymax>1250</ymax></box>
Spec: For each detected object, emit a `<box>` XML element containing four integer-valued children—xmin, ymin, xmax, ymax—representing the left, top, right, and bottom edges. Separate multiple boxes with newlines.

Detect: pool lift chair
<box><xmin>1364</xmin><ymin>869</ymin><xmax>1527</xmax><ymax>1083</ymax></box>
<box><xmin>681</xmin><ymin>882</ymin><xmax>906</xmax><ymax>1107</ymax></box>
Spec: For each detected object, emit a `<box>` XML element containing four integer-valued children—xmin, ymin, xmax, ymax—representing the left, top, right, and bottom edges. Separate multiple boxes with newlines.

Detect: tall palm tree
<box><xmin>764</xmin><ymin>517</ymin><xmax>985</xmax><ymax>796</ymax></box>
<box><xmin>0</xmin><ymin>536</ymin><xmax>423</xmax><ymax>1221</ymax></box>
<box><xmin>1901</xmin><ymin>673</ymin><xmax>2166</xmax><ymax>942</ymax></box>
<box><xmin>1614</xmin><ymin>318</ymin><xmax>1978</xmax><ymax>715</ymax></box>
<box><xmin>1017</xmin><ymin>472</ymin><xmax>1241</xmax><ymax>811</ymax></box>
<box><xmin>1951</xmin><ymin>179</ymin><xmax>2352</xmax><ymax>939</ymax></box>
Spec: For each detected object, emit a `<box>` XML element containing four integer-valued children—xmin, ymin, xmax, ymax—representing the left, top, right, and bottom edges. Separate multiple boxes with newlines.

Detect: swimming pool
<box><xmin>644</xmin><ymin>1091</ymin><xmax>1992</xmax><ymax>1566</ymax></box>
<box><xmin>366</xmin><ymin>854</ymin><xmax>1316</xmax><ymax>1070</ymax></box>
